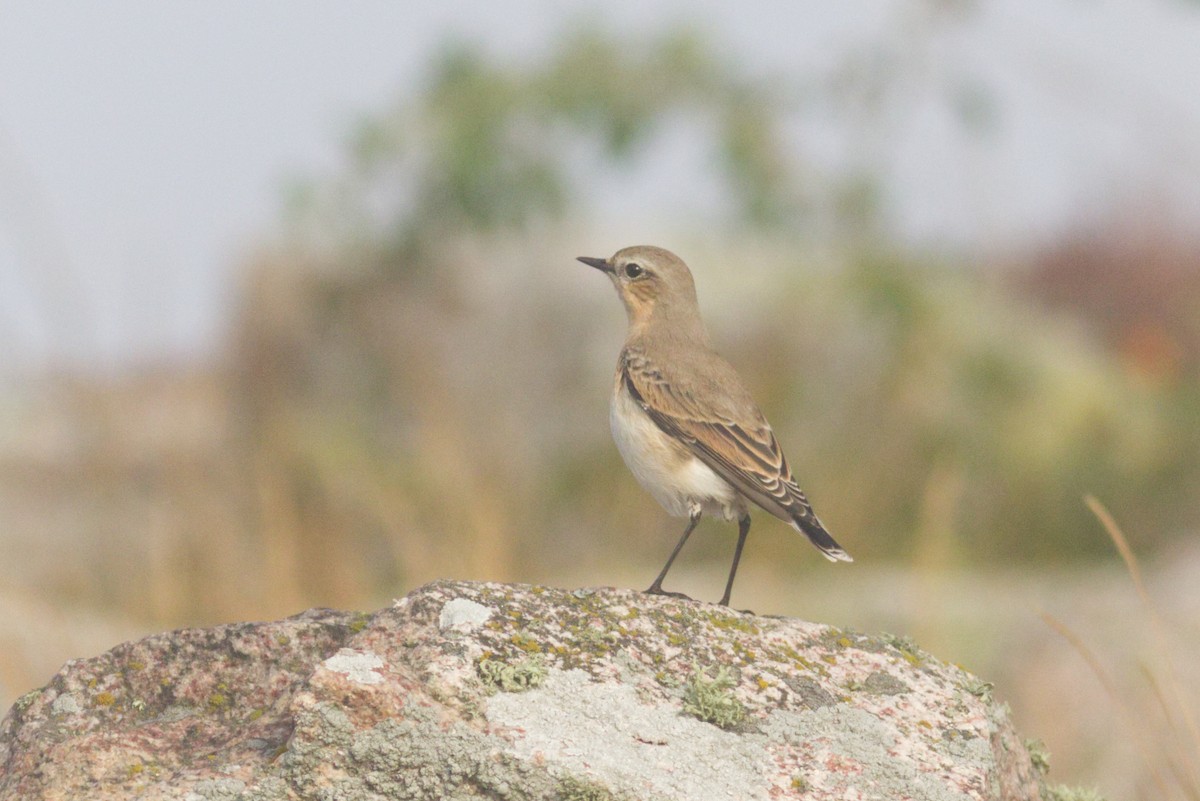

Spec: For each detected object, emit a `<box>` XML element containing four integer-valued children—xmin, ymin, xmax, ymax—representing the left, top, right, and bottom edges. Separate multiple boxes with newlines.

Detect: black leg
<box><xmin>646</xmin><ymin>511</ymin><xmax>701</xmax><ymax>598</ymax></box>
<box><xmin>718</xmin><ymin>515</ymin><xmax>751</xmax><ymax>606</ymax></box>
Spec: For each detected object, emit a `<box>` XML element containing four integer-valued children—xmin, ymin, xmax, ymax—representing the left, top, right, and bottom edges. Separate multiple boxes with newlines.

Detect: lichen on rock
<box><xmin>0</xmin><ymin>580</ymin><xmax>1048</xmax><ymax>800</ymax></box>
<box><xmin>681</xmin><ymin>663</ymin><xmax>747</xmax><ymax>729</ymax></box>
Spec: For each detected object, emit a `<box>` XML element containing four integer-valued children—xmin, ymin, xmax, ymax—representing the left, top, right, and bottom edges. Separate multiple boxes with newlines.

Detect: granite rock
<box><xmin>0</xmin><ymin>580</ymin><xmax>1045</xmax><ymax>800</ymax></box>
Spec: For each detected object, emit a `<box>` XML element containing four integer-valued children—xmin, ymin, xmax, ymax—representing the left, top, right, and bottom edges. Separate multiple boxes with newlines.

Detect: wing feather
<box><xmin>621</xmin><ymin>347</ymin><xmax>851</xmax><ymax>561</ymax></box>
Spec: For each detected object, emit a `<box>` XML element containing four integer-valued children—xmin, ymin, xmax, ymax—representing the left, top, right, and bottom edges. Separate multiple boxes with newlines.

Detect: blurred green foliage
<box><xmin>235</xmin><ymin>25</ymin><xmax>1200</xmax><ymax>599</ymax></box>
<box><xmin>5</xmin><ymin>24</ymin><xmax>1183</xmax><ymax>636</ymax></box>
<box><xmin>284</xmin><ymin>28</ymin><xmax>814</xmax><ymax>263</ymax></box>
<box><xmin>4</xmin><ymin>26</ymin><xmax>1197</xmax><ymax>798</ymax></box>
<box><xmin>807</xmin><ymin>257</ymin><xmax>1193</xmax><ymax>561</ymax></box>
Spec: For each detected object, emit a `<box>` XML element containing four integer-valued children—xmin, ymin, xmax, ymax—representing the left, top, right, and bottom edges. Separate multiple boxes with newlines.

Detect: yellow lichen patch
<box><xmin>790</xmin><ymin>656</ymin><xmax>831</xmax><ymax>679</ymax></box>
<box><xmin>776</xmin><ymin>644</ymin><xmax>802</xmax><ymax>661</ymax></box>
<box><xmin>248</xmin><ymin>708</ymin><xmax>265</xmax><ymax>721</ymax></box>
<box><xmin>837</xmin><ymin>637</ymin><xmax>852</xmax><ymax>648</ymax></box>
<box><xmin>756</xmin><ymin>676</ymin><xmax>772</xmax><ymax>690</ymax></box>
<box><xmin>126</xmin><ymin>763</ymin><xmax>144</xmax><ymax>780</ymax></box>
<box><xmin>93</xmin><ymin>691</ymin><xmax>116</xmax><ymax>707</ymax></box>
<box><xmin>207</xmin><ymin>693</ymin><xmax>229</xmax><ymax>710</ymax></box>
<box><xmin>509</xmin><ymin>633</ymin><xmax>542</xmax><ymax>653</ymax></box>
<box><xmin>276</xmin><ymin>634</ymin><xmax>291</xmax><ymax>646</ymax></box>
<box><xmin>126</xmin><ymin>660</ymin><xmax>146</xmax><ymax>672</ymax></box>
<box><xmin>704</xmin><ymin>613</ymin><xmax>761</xmax><ymax>635</ymax></box>
<box><xmin>731</xmin><ymin>641</ymin><xmax>757</xmax><ymax>661</ymax></box>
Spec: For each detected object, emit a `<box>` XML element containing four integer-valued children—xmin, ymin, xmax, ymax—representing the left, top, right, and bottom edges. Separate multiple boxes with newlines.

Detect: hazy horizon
<box><xmin>2</xmin><ymin>0</ymin><xmax>1200</xmax><ymax>371</ymax></box>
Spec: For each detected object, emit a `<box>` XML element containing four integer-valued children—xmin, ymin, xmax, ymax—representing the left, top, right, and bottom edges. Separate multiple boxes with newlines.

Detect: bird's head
<box><xmin>577</xmin><ymin>245</ymin><xmax>702</xmax><ymax>333</ymax></box>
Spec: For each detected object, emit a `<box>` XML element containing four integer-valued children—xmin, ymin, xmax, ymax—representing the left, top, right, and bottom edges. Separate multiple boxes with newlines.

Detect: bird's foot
<box><xmin>717</xmin><ymin>594</ymin><xmax>756</xmax><ymax>614</ymax></box>
<box><xmin>644</xmin><ymin>584</ymin><xmax>694</xmax><ymax>601</ymax></box>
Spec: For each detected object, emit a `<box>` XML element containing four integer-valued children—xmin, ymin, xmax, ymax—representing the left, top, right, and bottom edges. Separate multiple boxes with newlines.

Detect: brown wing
<box><xmin>621</xmin><ymin>347</ymin><xmax>850</xmax><ymax>561</ymax></box>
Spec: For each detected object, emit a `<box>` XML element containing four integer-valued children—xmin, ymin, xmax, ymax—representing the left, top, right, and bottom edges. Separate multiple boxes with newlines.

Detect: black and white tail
<box><xmin>791</xmin><ymin>513</ymin><xmax>853</xmax><ymax>563</ymax></box>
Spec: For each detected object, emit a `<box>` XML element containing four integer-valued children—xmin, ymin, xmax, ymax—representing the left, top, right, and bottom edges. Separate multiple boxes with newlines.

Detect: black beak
<box><xmin>577</xmin><ymin>256</ymin><xmax>614</xmax><ymax>274</ymax></box>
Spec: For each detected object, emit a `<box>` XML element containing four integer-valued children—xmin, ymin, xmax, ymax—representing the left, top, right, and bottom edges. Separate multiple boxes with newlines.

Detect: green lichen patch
<box><xmin>1046</xmin><ymin>785</ymin><xmax>1106</xmax><ymax>801</ymax></box>
<box><xmin>557</xmin><ymin>774</ymin><xmax>628</xmax><ymax>801</ymax></box>
<box><xmin>700</xmin><ymin>609</ymin><xmax>761</xmax><ymax>635</ymax></box>
<box><xmin>682</xmin><ymin>663</ymin><xmax>747</xmax><ymax>730</ymax></box>
<box><xmin>9</xmin><ymin>689</ymin><xmax>40</xmax><ymax>724</ymax></box>
<box><xmin>477</xmin><ymin>654</ymin><xmax>547</xmax><ymax>693</ymax></box>
<box><xmin>962</xmin><ymin>678</ymin><xmax>994</xmax><ymax>703</ymax></box>
<box><xmin>880</xmin><ymin>633</ymin><xmax>926</xmax><ymax>667</ymax></box>
<box><xmin>1024</xmin><ymin>737</ymin><xmax>1051</xmax><ymax>775</ymax></box>
<box><xmin>851</xmin><ymin>670</ymin><xmax>910</xmax><ymax>696</ymax></box>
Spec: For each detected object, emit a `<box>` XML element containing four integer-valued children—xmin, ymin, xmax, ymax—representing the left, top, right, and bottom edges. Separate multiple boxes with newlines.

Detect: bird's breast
<box><xmin>609</xmin><ymin>382</ymin><xmax>741</xmax><ymax>520</ymax></box>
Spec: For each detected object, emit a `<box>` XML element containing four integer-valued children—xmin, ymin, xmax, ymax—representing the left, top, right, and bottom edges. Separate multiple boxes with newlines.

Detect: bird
<box><xmin>578</xmin><ymin>245</ymin><xmax>851</xmax><ymax>607</ymax></box>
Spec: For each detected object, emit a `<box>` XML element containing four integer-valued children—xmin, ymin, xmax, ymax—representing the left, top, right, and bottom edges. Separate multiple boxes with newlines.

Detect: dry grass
<box><xmin>2</xmin><ymin>241</ymin><xmax>1199</xmax><ymax>801</ymax></box>
<box><xmin>1042</xmin><ymin>497</ymin><xmax>1200</xmax><ymax>801</ymax></box>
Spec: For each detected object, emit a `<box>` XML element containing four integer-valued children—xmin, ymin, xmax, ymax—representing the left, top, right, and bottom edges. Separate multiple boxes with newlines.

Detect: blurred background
<box><xmin>2</xmin><ymin>1</ymin><xmax>1199</xmax><ymax>797</ymax></box>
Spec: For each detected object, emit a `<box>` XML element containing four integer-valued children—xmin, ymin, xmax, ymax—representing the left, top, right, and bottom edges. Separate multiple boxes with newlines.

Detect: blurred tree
<box><xmin>282</xmin><ymin>28</ymin><xmax>821</xmax><ymax>269</ymax></box>
<box><xmin>11</xmin><ymin>17</ymin><xmax>1130</xmax><ymax>627</ymax></box>
<box><xmin>225</xmin><ymin>24</ymin><xmax>1200</xmax><ymax>616</ymax></box>
<box><xmin>235</xmin><ymin>27</ymin><xmax>852</xmax><ymax>606</ymax></box>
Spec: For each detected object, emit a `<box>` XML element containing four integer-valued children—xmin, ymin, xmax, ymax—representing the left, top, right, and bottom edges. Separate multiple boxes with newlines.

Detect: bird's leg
<box><xmin>718</xmin><ymin>515</ymin><xmax>751</xmax><ymax>607</ymax></box>
<box><xmin>646</xmin><ymin>510</ymin><xmax>701</xmax><ymax>599</ymax></box>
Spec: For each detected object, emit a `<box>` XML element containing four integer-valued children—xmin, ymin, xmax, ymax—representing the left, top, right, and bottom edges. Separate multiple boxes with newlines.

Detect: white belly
<box><xmin>609</xmin><ymin>386</ymin><xmax>743</xmax><ymax>520</ymax></box>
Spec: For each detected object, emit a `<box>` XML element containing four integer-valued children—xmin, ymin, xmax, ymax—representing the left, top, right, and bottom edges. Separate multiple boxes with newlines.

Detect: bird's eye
<box><xmin>624</xmin><ymin>263</ymin><xmax>644</xmax><ymax>279</ymax></box>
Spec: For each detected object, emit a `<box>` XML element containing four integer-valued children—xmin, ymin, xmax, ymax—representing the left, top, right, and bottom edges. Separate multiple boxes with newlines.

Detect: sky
<box><xmin>1</xmin><ymin>0</ymin><xmax>1199</xmax><ymax>370</ymax></box>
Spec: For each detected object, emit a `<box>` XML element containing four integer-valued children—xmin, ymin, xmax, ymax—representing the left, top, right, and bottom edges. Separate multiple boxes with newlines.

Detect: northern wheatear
<box><xmin>579</xmin><ymin>245</ymin><xmax>851</xmax><ymax>606</ymax></box>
